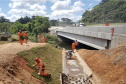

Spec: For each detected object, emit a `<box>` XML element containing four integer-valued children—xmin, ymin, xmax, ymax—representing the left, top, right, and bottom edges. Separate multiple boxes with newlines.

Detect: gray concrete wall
<box><xmin>111</xmin><ymin>34</ymin><xmax>126</xmax><ymax>48</ymax></box>
<box><xmin>56</xmin><ymin>25</ymin><xmax>126</xmax><ymax>49</ymax></box>
<box><xmin>60</xmin><ymin>26</ymin><xmax>125</xmax><ymax>34</ymax></box>
<box><xmin>58</xmin><ymin>31</ymin><xmax>107</xmax><ymax>49</ymax></box>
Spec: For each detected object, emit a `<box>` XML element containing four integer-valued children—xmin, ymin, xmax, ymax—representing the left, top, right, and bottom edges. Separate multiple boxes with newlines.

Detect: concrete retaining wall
<box><xmin>111</xmin><ymin>34</ymin><xmax>126</xmax><ymax>48</ymax></box>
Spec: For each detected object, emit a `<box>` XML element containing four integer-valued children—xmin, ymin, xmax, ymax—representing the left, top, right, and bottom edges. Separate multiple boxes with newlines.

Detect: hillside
<box><xmin>0</xmin><ymin>43</ymin><xmax>46</xmax><ymax>84</ymax></box>
<box><xmin>0</xmin><ymin>43</ymin><xmax>62</xmax><ymax>84</ymax></box>
<box><xmin>78</xmin><ymin>46</ymin><xmax>126</xmax><ymax>84</ymax></box>
<box><xmin>81</xmin><ymin>0</ymin><xmax>126</xmax><ymax>23</ymax></box>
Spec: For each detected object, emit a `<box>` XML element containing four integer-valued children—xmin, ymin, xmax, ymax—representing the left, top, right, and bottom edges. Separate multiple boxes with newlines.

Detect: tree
<box><xmin>61</xmin><ymin>18</ymin><xmax>72</xmax><ymax>26</ymax></box>
<box><xmin>11</xmin><ymin>21</ymin><xmax>23</xmax><ymax>34</ymax></box>
<box><xmin>81</xmin><ymin>0</ymin><xmax>126</xmax><ymax>23</ymax></box>
<box><xmin>17</xmin><ymin>16</ymin><xmax>31</xmax><ymax>24</ymax></box>
<box><xmin>0</xmin><ymin>16</ymin><xmax>10</xmax><ymax>23</ymax></box>
<box><xmin>101</xmin><ymin>0</ymin><xmax>110</xmax><ymax>4</ymax></box>
<box><xmin>0</xmin><ymin>22</ymin><xmax>11</xmax><ymax>34</ymax></box>
<box><xmin>33</xmin><ymin>26</ymin><xmax>42</xmax><ymax>42</ymax></box>
<box><xmin>50</xmin><ymin>20</ymin><xmax>58</xmax><ymax>26</ymax></box>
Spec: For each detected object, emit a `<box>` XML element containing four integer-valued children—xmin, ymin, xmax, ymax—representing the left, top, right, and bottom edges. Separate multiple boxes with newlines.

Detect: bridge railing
<box><xmin>57</xmin><ymin>26</ymin><xmax>126</xmax><ymax>34</ymax></box>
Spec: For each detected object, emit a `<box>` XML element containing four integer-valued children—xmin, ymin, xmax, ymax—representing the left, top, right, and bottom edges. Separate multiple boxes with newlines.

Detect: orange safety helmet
<box><xmin>35</xmin><ymin>58</ymin><xmax>39</xmax><ymax>61</ymax></box>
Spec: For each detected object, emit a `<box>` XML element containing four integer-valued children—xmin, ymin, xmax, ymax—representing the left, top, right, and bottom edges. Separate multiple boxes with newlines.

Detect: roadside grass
<box><xmin>86</xmin><ymin>23</ymin><xmax>126</xmax><ymax>26</ymax></box>
<box><xmin>17</xmin><ymin>44</ymin><xmax>62</xmax><ymax>84</ymax></box>
<box><xmin>0</xmin><ymin>34</ymin><xmax>19</xmax><ymax>45</ymax></box>
<box><xmin>28</xmin><ymin>33</ymin><xmax>59</xmax><ymax>44</ymax></box>
<box><xmin>57</xmin><ymin>42</ymin><xmax>71</xmax><ymax>50</ymax></box>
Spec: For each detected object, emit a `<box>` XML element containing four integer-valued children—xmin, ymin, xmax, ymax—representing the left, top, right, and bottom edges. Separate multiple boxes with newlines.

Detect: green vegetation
<box><xmin>57</xmin><ymin>42</ymin><xmax>72</xmax><ymax>50</ymax></box>
<box><xmin>17</xmin><ymin>44</ymin><xmax>62</xmax><ymax>84</ymax></box>
<box><xmin>10</xmin><ymin>16</ymin><xmax>50</xmax><ymax>42</ymax></box>
<box><xmin>10</xmin><ymin>16</ymin><xmax>50</xmax><ymax>34</ymax></box>
<box><xmin>81</xmin><ymin>0</ymin><xmax>126</xmax><ymax>23</ymax></box>
<box><xmin>28</xmin><ymin>33</ymin><xmax>59</xmax><ymax>43</ymax></box>
<box><xmin>0</xmin><ymin>16</ymin><xmax>10</xmax><ymax>23</ymax></box>
<box><xmin>0</xmin><ymin>16</ymin><xmax>11</xmax><ymax>34</ymax></box>
<box><xmin>85</xmin><ymin>22</ymin><xmax>126</xmax><ymax>26</ymax></box>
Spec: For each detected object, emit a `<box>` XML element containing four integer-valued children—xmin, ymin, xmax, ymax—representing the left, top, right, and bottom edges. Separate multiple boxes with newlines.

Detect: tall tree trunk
<box><xmin>35</xmin><ymin>34</ymin><xmax>37</xmax><ymax>42</ymax></box>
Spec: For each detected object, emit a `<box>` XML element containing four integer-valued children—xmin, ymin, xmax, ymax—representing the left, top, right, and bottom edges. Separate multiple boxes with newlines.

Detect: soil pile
<box><xmin>0</xmin><ymin>42</ymin><xmax>46</xmax><ymax>84</ymax></box>
<box><xmin>78</xmin><ymin>46</ymin><xmax>126</xmax><ymax>84</ymax></box>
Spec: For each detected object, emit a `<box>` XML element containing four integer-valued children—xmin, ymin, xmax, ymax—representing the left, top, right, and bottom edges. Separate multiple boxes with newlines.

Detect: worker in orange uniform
<box><xmin>24</xmin><ymin>31</ymin><xmax>28</xmax><ymax>43</ymax></box>
<box><xmin>72</xmin><ymin>41</ymin><xmax>75</xmax><ymax>53</ymax></box>
<box><xmin>18</xmin><ymin>30</ymin><xmax>21</xmax><ymax>43</ymax></box>
<box><xmin>75</xmin><ymin>40</ymin><xmax>79</xmax><ymax>51</ymax></box>
<box><xmin>33</xmin><ymin>58</ymin><xmax>51</xmax><ymax>77</ymax></box>
<box><xmin>43</xmin><ymin>36</ymin><xmax>46</xmax><ymax>43</ymax></box>
<box><xmin>38</xmin><ymin>33</ymin><xmax>41</xmax><ymax>43</ymax></box>
<box><xmin>18</xmin><ymin>30</ymin><xmax>24</xmax><ymax>45</ymax></box>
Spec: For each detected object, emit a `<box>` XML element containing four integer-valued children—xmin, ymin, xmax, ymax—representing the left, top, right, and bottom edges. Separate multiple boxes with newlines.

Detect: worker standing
<box><xmin>18</xmin><ymin>30</ymin><xmax>21</xmax><ymax>43</ymax></box>
<box><xmin>75</xmin><ymin>40</ymin><xmax>79</xmax><ymax>51</ymax></box>
<box><xmin>33</xmin><ymin>58</ymin><xmax>51</xmax><ymax>77</ymax></box>
<box><xmin>43</xmin><ymin>36</ymin><xmax>46</xmax><ymax>43</ymax></box>
<box><xmin>18</xmin><ymin>30</ymin><xmax>24</xmax><ymax>45</ymax></box>
<box><xmin>24</xmin><ymin>31</ymin><xmax>28</xmax><ymax>43</ymax></box>
<box><xmin>72</xmin><ymin>41</ymin><xmax>75</xmax><ymax>53</ymax></box>
<box><xmin>38</xmin><ymin>33</ymin><xmax>41</xmax><ymax>43</ymax></box>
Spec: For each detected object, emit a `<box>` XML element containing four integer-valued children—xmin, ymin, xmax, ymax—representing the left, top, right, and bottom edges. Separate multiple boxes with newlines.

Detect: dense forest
<box><xmin>0</xmin><ymin>16</ymin><xmax>50</xmax><ymax>42</ymax></box>
<box><xmin>81</xmin><ymin>0</ymin><xmax>126</xmax><ymax>23</ymax></box>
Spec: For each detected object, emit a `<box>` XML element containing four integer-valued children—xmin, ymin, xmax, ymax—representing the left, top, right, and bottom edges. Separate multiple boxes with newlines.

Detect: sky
<box><xmin>0</xmin><ymin>0</ymin><xmax>101</xmax><ymax>22</ymax></box>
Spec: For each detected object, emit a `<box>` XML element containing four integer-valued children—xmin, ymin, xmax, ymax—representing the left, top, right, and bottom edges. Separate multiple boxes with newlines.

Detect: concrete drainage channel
<box><xmin>61</xmin><ymin>48</ymin><xmax>94</xmax><ymax>84</ymax></box>
<box><xmin>52</xmin><ymin>44</ymin><xmax>95</xmax><ymax>84</ymax></box>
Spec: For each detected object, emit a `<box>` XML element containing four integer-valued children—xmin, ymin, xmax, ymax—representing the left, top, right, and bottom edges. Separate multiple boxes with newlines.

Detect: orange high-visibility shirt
<box><xmin>18</xmin><ymin>32</ymin><xmax>20</xmax><ymax>38</ymax></box>
<box><xmin>19</xmin><ymin>32</ymin><xmax>24</xmax><ymax>36</ymax></box>
<box><xmin>43</xmin><ymin>37</ymin><xmax>46</xmax><ymax>40</ymax></box>
<box><xmin>38</xmin><ymin>35</ymin><xmax>41</xmax><ymax>39</ymax></box>
<box><xmin>72</xmin><ymin>43</ymin><xmax>75</xmax><ymax>49</ymax></box>
<box><xmin>35</xmin><ymin>59</ymin><xmax>42</xmax><ymax>66</ymax></box>
<box><xmin>24</xmin><ymin>33</ymin><xmax>28</xmax><ymax>36</ymax></box>
<box><xmin>38</xmin><ymin>62</ymin><xmax>44</xmax><ymax>71</ymax></box>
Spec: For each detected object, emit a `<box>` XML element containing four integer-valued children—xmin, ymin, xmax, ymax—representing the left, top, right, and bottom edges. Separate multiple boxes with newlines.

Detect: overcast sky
<box><xmin>0</xmin><ymin>0</ymin><xmax>101</xmax><ymax>22</ymax></box>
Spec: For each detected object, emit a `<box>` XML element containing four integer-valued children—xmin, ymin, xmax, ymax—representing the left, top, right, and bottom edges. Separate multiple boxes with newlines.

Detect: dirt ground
<box><xmin>78</xmin><ymin>46</ymin><xmax>126</xmax><ymax>84</ymax></box>
<box><xmin>0</xmin><ymin>42</ymin><xmax>46</xmax><ymax>84</ymax></box>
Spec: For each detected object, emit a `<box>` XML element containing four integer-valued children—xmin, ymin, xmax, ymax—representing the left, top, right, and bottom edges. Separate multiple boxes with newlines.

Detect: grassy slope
<box><xmin>17</xmin><ymin>44</ymin><xmax>62</xmax><ymax>84</ymax></box>
<box><xmin>0</xmin><ymin>34</ymin><xmax>19</xmax><ymax>45</ymax></box>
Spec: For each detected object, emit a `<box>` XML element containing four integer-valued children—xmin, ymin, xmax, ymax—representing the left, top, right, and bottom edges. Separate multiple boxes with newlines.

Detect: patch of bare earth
<box><xmin>0</xmin><ymin>42</ymin><xmax>46</xmax><ymax>84</ymax></box>
<box><xmin>78</xmin><ymin>46</ymin><xmax>126</xmax><ymax>84</ymax></box>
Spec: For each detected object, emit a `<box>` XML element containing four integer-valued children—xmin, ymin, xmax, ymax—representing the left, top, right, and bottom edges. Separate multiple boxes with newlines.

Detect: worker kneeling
<box><xmin>33</xmin><ymin>58</ymin><xmax>51</xmax><ymax>78</ymax></box>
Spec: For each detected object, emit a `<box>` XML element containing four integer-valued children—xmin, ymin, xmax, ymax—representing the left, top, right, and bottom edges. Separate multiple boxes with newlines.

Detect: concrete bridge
<box><xmin>56</xmin><ymin>26</ymin><xmax>126</xmax><ymax>49</ymax></box>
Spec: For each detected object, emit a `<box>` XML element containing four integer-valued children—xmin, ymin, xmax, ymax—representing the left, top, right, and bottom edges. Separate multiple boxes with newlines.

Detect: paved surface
<box><xmin>62</xmin><ymin>50</ymin><xmax>93</xmax><ymax>84</ymax></box>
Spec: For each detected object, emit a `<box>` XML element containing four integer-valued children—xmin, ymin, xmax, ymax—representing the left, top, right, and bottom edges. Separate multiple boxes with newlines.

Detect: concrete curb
<box><xmin>62</xmin><ymin>48</ymin><xmax>67</xmax><ymax>74</ymax></box>
<box><xmin>60</xmin><ymin>48</ymin><xmax>67</xmax><ymax>84</ymax></box>
<box><xmin>75</xmin><ymin>52</ymin><xmax>102</xmax><ymax>84</ymax></box>
<box><xmin>75</xmin><ymin>52</ymin><xmax>93</xmax><ymax>77</ymax></box>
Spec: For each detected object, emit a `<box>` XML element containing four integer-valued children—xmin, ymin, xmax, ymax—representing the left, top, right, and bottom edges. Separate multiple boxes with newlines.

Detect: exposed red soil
<box><xmin>16</xmin><ymin>55</ymin><xmax>34</xmax><ymax>74</ymax></box>
<box><xmin>0</xmin><ymin>42</ymin><xmax>46</xmax><ymax>84</ymax></box>
<box><xmin>78</xmin><ymin>46</ymin><xmax>126</xmax><ymax>84</ymax></box>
